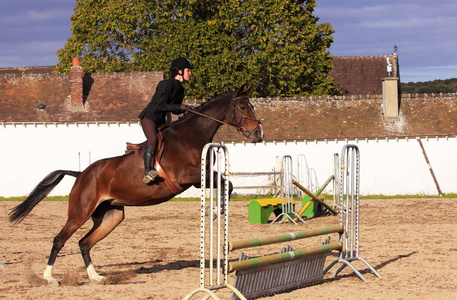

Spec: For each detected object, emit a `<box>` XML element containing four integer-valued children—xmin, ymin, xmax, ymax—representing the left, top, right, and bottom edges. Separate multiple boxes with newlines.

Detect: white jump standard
<box><xmin>323</xmin><ymin>144</ymin><xmax>381</xmax><ymax>281</ymax></box>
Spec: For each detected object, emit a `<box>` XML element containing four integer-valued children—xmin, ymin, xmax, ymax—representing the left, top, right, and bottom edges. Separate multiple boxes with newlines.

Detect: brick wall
<box><xmin>0</xmin><ymin>71</ymin><xmax>163</xmax><ymax>122</ymax></box>
<box><xmin>0</xmin><ymin>73</ymin><xmax>70</xmax><ymax>122</ymax></box>
<box><xmin>3</xmin><ymin>62</ymin><xmax>457</xmax><ymax>143</ymax></box>
<box><xmin>214</xmin><ymin>93</ymin><xmax>457</xmax><ymax>142</ymax></box>
<box><xmin>80</xmin><ymin>71</ymin><xmax>163</xmax><ymax>121</ymax></box>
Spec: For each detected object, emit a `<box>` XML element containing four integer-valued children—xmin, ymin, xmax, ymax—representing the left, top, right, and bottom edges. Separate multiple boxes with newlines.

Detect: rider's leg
<box><xmin>140</xmin><ymin>118</ymin><xmax>159</xmax><ymax>183</ymax></box>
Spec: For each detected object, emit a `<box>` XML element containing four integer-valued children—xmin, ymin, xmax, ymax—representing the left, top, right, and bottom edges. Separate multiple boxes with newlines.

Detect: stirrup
<box><xmin>143</xmin><ymin>169</ymin><xmax>158</xmax><ymax>183</ymax></box>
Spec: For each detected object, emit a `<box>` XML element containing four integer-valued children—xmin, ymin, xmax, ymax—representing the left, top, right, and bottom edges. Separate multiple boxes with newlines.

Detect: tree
<box><xmin>228</xmin><ymin>0</ymin><xmax>337</xmax><ymax>97</ymax></box>
<box><xmin>56</xmin><ymin>0</ymin><xmax>155</xmax><ymax>73</ymax></box>
<box><xmin>56</xmin><ymin>0</ymin><xmax>338</xmax><ymax>98</ymax></box>
<box><xmin>401</xmin><ymin>78</ymin><xmax>457</xmax><ymax>94</ymax></box>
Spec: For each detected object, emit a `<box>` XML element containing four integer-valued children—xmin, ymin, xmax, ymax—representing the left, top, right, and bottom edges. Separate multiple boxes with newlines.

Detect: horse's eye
<box><xmin>239</xmin><ymin>105</ymin><xmax>246</xmax><ymax>110</ymax></box>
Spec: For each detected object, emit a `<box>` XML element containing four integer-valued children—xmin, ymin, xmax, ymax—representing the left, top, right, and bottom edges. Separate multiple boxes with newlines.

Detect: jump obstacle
<box><xmin>298</xmin><ymin>153</ymin><xmax>340</xmax><ymax>218</ymax></box>
<box><xmin>247</xmin><ymin>198</ymin><xmax>295</xmax><ymax>224</ymax></box>
<box><xmin>183</xmin><ymin>143</ymin><xmax>244</xmax><ymax>300</ymax></box>
<box><xmin>184</xmin><ymin>144</ymin><xmax>380</xmax><ymax>300</ymax></box>
<box><xmin>249</xmin><ymin>153</ymin><xmax>339</xmax><ymax>224</ymax></box>
<box><xmin>229</xmin><ymin>235</ymin><xmax>341</xmax><ymax>299</ymax></box>
<box><xmin>272</xmin><ymin>155</ymin><xmax>305</xmax><ymax>224</ymax></box>
<box><xmin>323</xmin><ymin>145</ymin><xmax>381</xmax><ymax>281</ymax></box>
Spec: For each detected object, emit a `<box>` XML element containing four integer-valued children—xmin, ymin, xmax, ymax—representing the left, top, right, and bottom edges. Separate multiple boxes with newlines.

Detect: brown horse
<box><xmin>8</xmin><ymin>87</ymin><xmax>263</xmax><ymax>286</ymax></box>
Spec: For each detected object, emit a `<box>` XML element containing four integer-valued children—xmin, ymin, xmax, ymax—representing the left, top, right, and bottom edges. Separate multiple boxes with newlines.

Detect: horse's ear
<box><xmin>234</xmin><ymin>85</ymin><xmax>251</xmax><ymax>97</ymax></box>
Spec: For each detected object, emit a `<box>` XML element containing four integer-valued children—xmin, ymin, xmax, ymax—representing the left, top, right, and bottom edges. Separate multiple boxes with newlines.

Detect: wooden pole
<box><xmin>292</xmin><ymin>180</ymin><xmax>338</xmax><ymax>215</ymax></box>
<box><xmin>296</xmin><ymin>174</ymin><xmax>334</xmax><ymax>218</ymax></box>
<box><xmin>416</xmin><ymin>137</ymin><xmax>443</xmax><ymax>195</ymax></box>
<box><xmin>229</xmin><ymin>242</ymin><xmax>342</xmax><ymax>272</ymax></box>
<box><xmin>229</xmin><ymin>225</ymin><xmax>343</xmax><ymax>251</ymax></box>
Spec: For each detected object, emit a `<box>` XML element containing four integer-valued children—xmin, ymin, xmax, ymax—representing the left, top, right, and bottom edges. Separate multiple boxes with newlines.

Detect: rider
<box><xmin>138</xmin><ymin>57</ymin><xmax>193</xmax><ymax>183</ymax></box>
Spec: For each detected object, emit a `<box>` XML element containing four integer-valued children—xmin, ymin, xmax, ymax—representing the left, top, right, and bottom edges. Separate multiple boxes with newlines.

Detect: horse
<box><xmin>8</xmin><ymin>86</ymin><xmax>264</xmax><ymax>286</ymax></box>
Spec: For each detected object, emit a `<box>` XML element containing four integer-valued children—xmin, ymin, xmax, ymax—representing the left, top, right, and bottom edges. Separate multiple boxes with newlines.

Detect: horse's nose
<box><xmin>251</xmin><ymin>127</ymin><xmax>264</xmax><ymax>143</ymax></box>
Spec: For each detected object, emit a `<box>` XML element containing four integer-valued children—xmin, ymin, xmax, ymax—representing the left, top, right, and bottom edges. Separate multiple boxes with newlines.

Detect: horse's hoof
<box><xmin>89</xmin><ymin>275</ymin><xmax>106</xmax><ymax>284</ymax></box>
<box><xmin>47</xmin><ymin>278</ymin><xmax>60</xmax><ymax>287</ymax></box>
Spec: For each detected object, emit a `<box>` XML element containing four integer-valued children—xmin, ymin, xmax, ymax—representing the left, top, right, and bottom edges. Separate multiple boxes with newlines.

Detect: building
<box><xmin>1</xmin><ymin>55</ymin><xmax>457</xmax><ymax>197</ymax></box>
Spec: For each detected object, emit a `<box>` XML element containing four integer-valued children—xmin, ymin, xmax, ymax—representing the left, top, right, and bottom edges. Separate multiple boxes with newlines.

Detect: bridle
<box><xmin>187</xmin><ymin>95</ymin><xmax>262</xmax><ymax>139</ymax></box>
<box><xmin>231</xmin><ymin>95</ymin><xmax>262</xmax><ymax>138</ymax></box>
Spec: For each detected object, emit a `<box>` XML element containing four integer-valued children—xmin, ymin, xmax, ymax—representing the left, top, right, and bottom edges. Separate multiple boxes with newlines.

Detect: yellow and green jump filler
<box><xmin>229</xmin><ymin>241</ymin><xmax>342</xmax><ymax>272</ymax></box>
<box><xmin>248</xmin><ymin>198</ymin><xmax>296</xmax><ymax>224</ymax></box>
<box><xmin>229</xmin><ymin>225</ymin><xmax>343</xmax><ymax>251</ymax></box>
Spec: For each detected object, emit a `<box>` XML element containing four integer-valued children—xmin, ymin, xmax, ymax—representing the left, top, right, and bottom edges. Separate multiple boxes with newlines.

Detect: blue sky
<box><xmin>0</xmin><ymin>1</ymin><xmax>456</xmax><ymax>83</ymax></box>
<box><xmin>316</xmin><ymin>1</ymin><xmax>457</xmax><ymax>83</ymax></box>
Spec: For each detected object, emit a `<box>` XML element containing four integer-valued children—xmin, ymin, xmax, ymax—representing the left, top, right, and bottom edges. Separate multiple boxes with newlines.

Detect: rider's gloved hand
<box><xmin>180</xmin><ymin>104</ymin><xmax>192</xmax><ymax>111</ymax></box>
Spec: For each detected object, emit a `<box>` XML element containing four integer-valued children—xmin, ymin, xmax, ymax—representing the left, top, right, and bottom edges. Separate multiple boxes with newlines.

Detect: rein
<box><xmin>187</xmin><ymin>109</ymin><xmax>240</xmax><ymax>130</ymax></box>
<box><xmin>186</xmin><ymin>95</ymin><xmax>261</xmax><ymax>138</ymax></box>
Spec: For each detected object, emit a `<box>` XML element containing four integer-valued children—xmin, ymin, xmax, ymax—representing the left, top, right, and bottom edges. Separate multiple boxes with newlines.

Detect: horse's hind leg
<box><xmin>78</xmin><ymin>201</ymin><xmax>125</xmax><ymax>281</ymax></box>
<box><xmin>43</xmin><ymin>214</ymin><xmax>89</xmax><ymax>286</ymax></box>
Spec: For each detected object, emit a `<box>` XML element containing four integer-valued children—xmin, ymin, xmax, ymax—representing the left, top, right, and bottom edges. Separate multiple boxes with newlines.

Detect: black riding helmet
<box><xmin>170</xmin><ymin>57</ymin><xmax>193</xmax><ymax>79</ymax></box>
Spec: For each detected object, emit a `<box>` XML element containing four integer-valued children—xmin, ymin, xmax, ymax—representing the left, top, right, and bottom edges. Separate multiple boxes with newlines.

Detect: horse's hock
<box><xmin>184</xmin><ymin>144</ymin><xmax>381</xmax><ymax>300</ymax></box>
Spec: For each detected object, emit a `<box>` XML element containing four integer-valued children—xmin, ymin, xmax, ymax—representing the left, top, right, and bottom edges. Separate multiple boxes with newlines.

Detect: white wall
<box><xmin>1</xmin><ymin>122</ymin><xmax>145</xmax><ymax>197</ymax></box>
<box><xmin>225</xmin><ymin>137</ymin><xmax>457</xmax><ymax>196</ymax></box>
<box><xmin>1</xmin><ymin>122</ymin><xmax>455</xmax><ymax>197</ymax></box>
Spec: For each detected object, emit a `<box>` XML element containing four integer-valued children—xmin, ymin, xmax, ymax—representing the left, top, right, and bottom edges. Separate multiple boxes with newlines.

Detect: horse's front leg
<box><xmin>210</xmin><ymin>171</ymin><xmax>233</xmax><ymax>214</ymax></box>
<box><xmin>193</xmin><ymin>170</ymin><xmax>232</xmax><ymax>218</ymax></box>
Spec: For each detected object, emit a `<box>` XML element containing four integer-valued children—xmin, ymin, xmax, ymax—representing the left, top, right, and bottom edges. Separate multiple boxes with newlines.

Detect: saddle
<box><xmin>125</xmin><ymin>132</ymin><xmax>184</xmax><ymax>194</ymax></box>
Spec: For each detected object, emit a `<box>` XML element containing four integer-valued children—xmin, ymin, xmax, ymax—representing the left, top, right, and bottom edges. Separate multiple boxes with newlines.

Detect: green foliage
<box><xmin>401</xmin><ymin>78</ymin><xmax>457</xmax><ymax>94</ymax></box>
<box><xmin>56</xmin><ymin>0</ymin><xmax>338</xmax><ymax>98</ymax></box>
<box><xmin>56</xmin><ymin>0</ymin><xmax>155</xmax><ymax>73</ymax></box>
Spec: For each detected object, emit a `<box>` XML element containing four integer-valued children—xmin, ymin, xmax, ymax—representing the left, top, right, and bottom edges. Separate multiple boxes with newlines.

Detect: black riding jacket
<box><xmin>138</xmin><ymin>78</ymin><xmax>186</xmax><ymax>126</ymax></box>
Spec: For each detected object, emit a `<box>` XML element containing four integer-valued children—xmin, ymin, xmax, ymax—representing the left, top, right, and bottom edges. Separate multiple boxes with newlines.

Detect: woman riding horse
<box><xmin>9</xmin><ymin>85</ymin><xmax>264</xmax><ymax>286</ymax></box>
<box><xmin>138</xmin><ymin>57</ymin><xmax>194</xmax><ymax>183</ymax></box>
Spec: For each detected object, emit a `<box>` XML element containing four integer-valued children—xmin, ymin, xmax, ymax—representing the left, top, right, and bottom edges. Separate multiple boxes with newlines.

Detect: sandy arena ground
<box><xmin>1</xmin><ymin>198</ymin><xmax>457</xmax><ymax>299</ymax></box>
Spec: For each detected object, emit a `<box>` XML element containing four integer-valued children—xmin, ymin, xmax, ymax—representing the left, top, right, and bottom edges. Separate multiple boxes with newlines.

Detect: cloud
<box><xmin>0</xmin><ymin>0</ymin><xmax>73</xmax><ymax>67</ymax></box>
<box><xmin>315</xmin><ymin>0</ymin><xmax>457</xmax><ymax>82</ymax></box>
<box><xmin>1</xmin><ymin>0</ymin><xmax>456</xmax><ymax>83</ymax></box>
<box><xmin>0</xmin><ymin>40</ymin><xmax>64</xmax><ymax>67</ymax></box>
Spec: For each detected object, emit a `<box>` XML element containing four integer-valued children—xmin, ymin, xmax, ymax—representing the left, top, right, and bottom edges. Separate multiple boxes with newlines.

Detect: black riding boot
<box><xmin>143</xmin><ymin>146</ymin><xmax>158</xmax><ymax>183</ymax></box>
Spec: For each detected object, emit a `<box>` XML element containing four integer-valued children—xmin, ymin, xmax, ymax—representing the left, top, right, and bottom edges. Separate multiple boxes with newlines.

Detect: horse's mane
<box><xmin>160</xmin><ymin>91</ymin><xmax>232</xmax><ymax>131</ymax></box>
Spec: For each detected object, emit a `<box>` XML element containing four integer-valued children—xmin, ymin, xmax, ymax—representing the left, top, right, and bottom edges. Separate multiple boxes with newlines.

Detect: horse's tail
<box><xmin>8</xmin><ymin>170</ymin><xmax>81</xmax><ymax>224</ymax></box>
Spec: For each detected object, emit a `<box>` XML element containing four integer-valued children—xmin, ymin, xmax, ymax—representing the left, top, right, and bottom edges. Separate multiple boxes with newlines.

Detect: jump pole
<box><xmin>229</xmin><ymin>225</ymin><xmax>343</xmax><ymax>251</ymax></box>
<box><xmin>229</xmin><ymin>225</ymin><xmax>343</xmax><ymax>273</ymax></box>
<box><xmin>229</xmin><ymin>231</ymin><xmax>342</xmax><ymax>298</ymax></box>
<box><xmin>293</xmin><ymin>180</ymin><xmax>338</xmax><ymax>216</ymax></box>
<box><xmin>295</xmin><ymin>175</ymin><xmax>335</xmax><ymax>219</ymax></box>
<box><xmin>295</xmin><ymin>153</ymin><xmax>339</xmax><ymax>219</ymax></box>
<box><xmin>229</xmin><ymin>242</ymin><xmax>342</xmax><ymax>272</ymax></box>
<box><xmin>323</xmin><ymin>144</ymin><xmax>381</xmax><ymax>282</ymax></box>
<box><xmin>183</xmin><ymin>143</ymin><xmax>245</xmax><ymax>300</ymax></box>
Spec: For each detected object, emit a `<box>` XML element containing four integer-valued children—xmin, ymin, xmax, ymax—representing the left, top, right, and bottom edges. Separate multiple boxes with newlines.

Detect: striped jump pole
<box><xmin>184</xmin><ymin>143</ymin><xmax>245</xmax><ymax>300</ymax></box>
<box><xmin>229</xmin><ymin>225</ymin><xmax>343</xmax><ymax>251</ymax></box>
<box><xmin>229</xmin><ymin>241</ymin><xmax>342</xmax><ymax>272</ymax></box>
<box><xmin>292</xmin><ymin>180</ymin><xmax>338</xmax><ymax>216</ymax></box>
<box><xmin>230</xmin><ymin>233</ymin><xmax>342</xmax><ymax>299</ymax></box>
<box><xmin>323</xmin><ymin>144</ymin><xmax>381</xmax><ymax>282</ymax></box>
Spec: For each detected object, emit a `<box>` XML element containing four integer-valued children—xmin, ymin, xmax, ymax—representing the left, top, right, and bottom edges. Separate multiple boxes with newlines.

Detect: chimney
<box><xmin>382</xmin><ymin>77</ymin><xmax>400</xmax><ymax>121</ymax></box>
<box><xmin>69</xmin><ymin>57</ymin><xmax>85</xmax><ymax>111</ymax></box>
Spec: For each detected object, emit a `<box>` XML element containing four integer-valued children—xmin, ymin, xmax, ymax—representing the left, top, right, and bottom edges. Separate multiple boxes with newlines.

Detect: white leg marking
<box><xmin>87</xmin><ymin>263</ymin><xmax>105</xmax><ymax>281</ymax></box>
<box><xmin>43</xmin><ymin>265</ymin><xmax>59</xmax><ymax>286</ymax></box>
